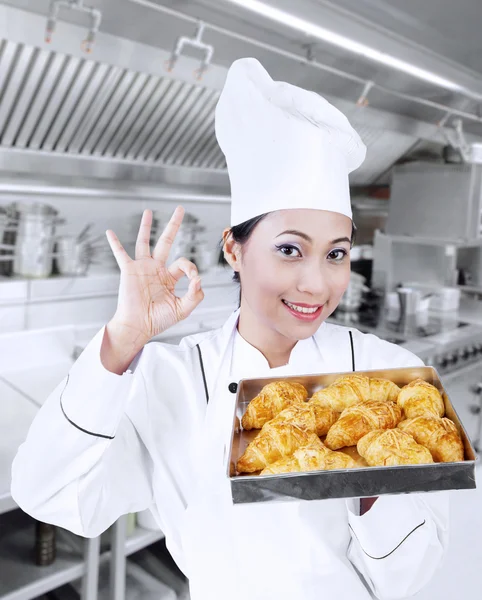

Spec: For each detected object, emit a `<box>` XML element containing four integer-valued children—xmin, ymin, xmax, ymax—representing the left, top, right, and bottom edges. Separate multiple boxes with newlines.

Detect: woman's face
<box><xmin>234</xmin><ymin>209</ymin><xmax>352</xmax><ymax>341</ymax></box>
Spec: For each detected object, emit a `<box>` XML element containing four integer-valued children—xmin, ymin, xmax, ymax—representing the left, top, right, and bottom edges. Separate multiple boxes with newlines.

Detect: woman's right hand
<box><xmin>105</xmin><ymin>206</ymin><xmax>204</xmax><ymax>346</ymax></box>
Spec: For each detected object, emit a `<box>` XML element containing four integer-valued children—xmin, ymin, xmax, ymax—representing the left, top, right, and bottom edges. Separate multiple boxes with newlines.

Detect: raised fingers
<box><xmin>135</xmin><ymin>209</ymin><xmax>153</xmax><ymax>260</ymax></box>
<box><xmin>106</xmin><ymin>229</ymin><xmax>132</xmax><ymax>269</ymax></box>
<box><xmin>152</xmin><ymin>206</ymin><xmax>184</xmax><ymax>264</ymax></box>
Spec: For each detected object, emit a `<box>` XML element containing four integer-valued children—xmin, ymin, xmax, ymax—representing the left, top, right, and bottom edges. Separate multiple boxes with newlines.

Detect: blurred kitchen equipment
<box><xmin>188</xmin><ymin>241</ymin><xmax>216</xmax><ymax>273</ymax></box>
<box><xmin>0</xmin><ymin>206</ymin><xmax>17</xmax><ymax>276</ymax></box>
<box><xmin>386</xmin><ymin>162</ymin><xmax>482</xmax><ymax>241</ymax></box>
<box><xmin>54</xmin><ymin>235</ymin><xmax>97</xmax><ymax>276</ymax></box>
<box><xmin>76</xmin><ymin>222</ymin><xmax>94</xmax><ymax>243</ymax></box>
<box><xmin>131</xmin><ymin>210</ymin><xmax>211</xmax><ymax>271</ymax></box>
<box><xmin>338</xmin><ymin>272</ymin><xmax>369</xmax><ymax>312</ymax></box>
<box><xmin>4</xmin><ymin>203</ymin><xmax>65</xmax><ymax>278</ymax></box>
<box><xmin>0</xmin><ymin>206</ymin><xmax>7</xmax><ymax>241</ymax></box>
<box><xmin>396</xmin><ymin>287</ymin><xmax>422</xmax><ymax>316</ymax></box>
<box><xmin>430</xmin><ymin>287</ymin><xmax>461</xmax><ymax>312</ymax></box>
<box><xmin>457</xmin><ymin>268</ymin><xmax>473</xmax><ymax>286</ymax></box>
<box><xmin>34</xmin><ymin>521</ymin><xmax>56</xmax><ymax>566</ymax></box>
<box><xmin>399</xmin><ymin>282</ymin><xmax>461</xmax><ymax>313</ymax></box>
<box><xmin>155</xmin><ymin>211</ymin><xmax>205</xmax><ymax>264</ymax></box>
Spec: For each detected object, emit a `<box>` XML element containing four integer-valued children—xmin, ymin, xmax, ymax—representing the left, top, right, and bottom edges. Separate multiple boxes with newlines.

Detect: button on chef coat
<box><xmin>227</xmin><ymin>330</ymin><xmax>368</xmax><ymax>599</ymax></box>
<box><xmin>11</xmin><ymin>310</ymin><xmax>450</xmax><ymax>600</ymax></box>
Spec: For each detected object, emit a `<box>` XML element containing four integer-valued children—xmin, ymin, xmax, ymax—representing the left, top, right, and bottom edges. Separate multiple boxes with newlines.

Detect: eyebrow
<box><xmin>276</xmin><ymin>230</ymin><xmax>351</xmax><ymax>245</ymax></box>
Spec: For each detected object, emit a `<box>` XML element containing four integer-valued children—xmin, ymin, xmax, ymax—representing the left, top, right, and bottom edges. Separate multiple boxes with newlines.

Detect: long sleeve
<box><xmin>10</xmin><ymin>327</ymin><xmax>155</xmax><ymax>538</ymax></box>
<box><xmin>346</xmin><ymin>492</ymin><xmax>449</xmax><ymax>599</ymax></box>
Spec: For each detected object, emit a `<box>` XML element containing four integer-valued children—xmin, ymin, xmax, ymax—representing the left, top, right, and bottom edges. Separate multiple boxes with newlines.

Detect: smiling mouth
<box><xmin>282</xmin><ymin>299</ymin><xmax>322</xmax><ymax>314</ymax></box>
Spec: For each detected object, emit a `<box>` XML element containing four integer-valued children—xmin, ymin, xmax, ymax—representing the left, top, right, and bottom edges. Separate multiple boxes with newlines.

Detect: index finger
<box><xmin>152</xmin><ymin>206</ymin><xmax>185</xmax><ymax>263</ymax></box>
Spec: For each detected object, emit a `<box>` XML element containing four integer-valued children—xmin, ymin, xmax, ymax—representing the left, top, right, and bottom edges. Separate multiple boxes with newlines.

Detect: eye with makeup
<box><xmin>275</xmin><ymin>244</ymin><xmax>302</xmax><ymax>258</ymax></box>
<box><xmin>328</xmin><ymin>248</ymin><xmax>349</xmax><ymax>262</ymax></box>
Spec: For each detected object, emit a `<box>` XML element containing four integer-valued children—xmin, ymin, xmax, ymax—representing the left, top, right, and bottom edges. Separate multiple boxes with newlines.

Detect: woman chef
<box><xmin>11</xmin><ymin>59</ymin><xmax>448</xmax><ymax>600</ymax></box>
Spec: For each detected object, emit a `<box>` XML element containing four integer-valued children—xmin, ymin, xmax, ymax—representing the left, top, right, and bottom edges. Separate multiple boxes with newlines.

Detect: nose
<box><xmin>296</xmin><ymin>261</ymin><xmax>329</xmax><ymax>298</ymax></box>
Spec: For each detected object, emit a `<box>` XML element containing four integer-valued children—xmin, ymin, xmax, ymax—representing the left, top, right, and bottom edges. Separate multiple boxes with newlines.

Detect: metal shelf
<box><xmin>0</xmin><ymin>520</ymin><xmax>85</xmax><ymax>600</ymax></box>
<box><xmin>71</xmin><ymin>559</ymin><xmax>176</xmax><ymax>600</ymax></box>
<box><xmin>0</xmin><ymin>513</ymin><xmax>164</xmax><ymax>600</ymax></box>
<box><xmin>56</xmin><ymin>521</ymin><xmax>165</xmax><ymax>561</ymax></box>
<box><xmin>380</xmin><ymin>232</ymin><xmax>482</xmax><ymax>248</ymax></box>
<box><xmin>124</xmin><ymin>527</ymin><xmax>164</xmax><ymax>557</ymax></box>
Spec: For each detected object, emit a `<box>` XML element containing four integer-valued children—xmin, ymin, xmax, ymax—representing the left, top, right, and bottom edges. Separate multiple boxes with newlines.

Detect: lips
<box><xmin>282</xmin><ymin>299</ymin><xmax>322</xmax><ymax>312</ymax></box>
<box><xmin>282</xmin><ymin>299</ymin><xmax>323</xmax><ymax>321</ymax></box>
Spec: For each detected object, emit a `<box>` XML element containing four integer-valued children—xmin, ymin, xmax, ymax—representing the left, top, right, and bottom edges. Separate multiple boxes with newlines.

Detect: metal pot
<box><xmin>3</xmin><ymin>203</ymin><xmax>65</xmax><ymax>278</ymax></box>
<box><xmin>54</xmin><ymin>236</ymin><xmax>97</xmax><ymax>276</ymax></box>
<box><xmin>396</xmin><ymin>287</ymin><xmax>422</xmax><ymax>317</ymax></box>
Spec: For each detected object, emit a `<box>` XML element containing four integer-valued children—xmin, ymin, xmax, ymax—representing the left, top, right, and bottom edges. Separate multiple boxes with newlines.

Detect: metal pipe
<box><xmin>45</xmin><ymin>0</ymin><xmax>102</xmax><ymax>52</ymax></box>
<box><xmin>167</xmin><ymin>20</ymin><xmax>214</xmax><ymax>79</ymax></box>
<box><xmin>129</xmin><ymin>0</ymin><xmax>482</xmax><ymax>125</ymax></box>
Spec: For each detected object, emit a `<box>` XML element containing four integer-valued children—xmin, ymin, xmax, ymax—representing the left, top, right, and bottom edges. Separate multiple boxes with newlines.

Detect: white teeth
<box><xmin>283</xmin><ymin>300</ymin><xmax>319</xmax><ymax>314</ymax></box>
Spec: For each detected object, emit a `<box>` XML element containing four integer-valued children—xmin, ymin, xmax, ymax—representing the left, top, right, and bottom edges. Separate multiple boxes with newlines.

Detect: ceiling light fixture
<box><xmin>223</xmin><ymin>0</ymin><xmax>463</xmax><ymax>92</ymax></box>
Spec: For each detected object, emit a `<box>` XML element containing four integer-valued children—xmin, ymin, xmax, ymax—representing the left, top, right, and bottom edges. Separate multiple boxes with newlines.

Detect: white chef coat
<box><xmin>11</xmin><ymin>309</ymin><xmax>449</xmax><ymax>600</ymax></box>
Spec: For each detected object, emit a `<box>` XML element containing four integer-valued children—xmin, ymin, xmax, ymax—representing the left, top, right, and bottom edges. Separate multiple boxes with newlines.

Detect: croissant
<box><xmin>369</xmin><ymin>378</ymin><xmax>401</xmax><ymax>403</ymax></box>
<box><xmin>325</xmin><ymin>400</ymin><xmax>402</xmax><ymax>450</ymax></box>
<box><xmin>357</xmin><ymin>428</ymin><xmax>434</xmax><ymax>466</ymax></box>
<box><xmin>397</xmin><ymin>379</ymin><xmax>445</xmax><ymax>419</ymax></box>
<box><xmin>311</xmin><ymin>374</ymin><xmax>371</xmax><ymax>412</ymax></box>
<box><xmin>236</xmin><ymin>423</ymin><xmax>315</xmax><ymax>473</ymax></box>
<box><xmin>241</xmin><ymin>381</ymin><xmax>308</xmax><ymax>430</ymax></box>
<box><xmin>269</xmin><ymin>403</ymin><xmax>339</xmax><ymax>436</ymax></box>
<box><xmin>398</xmin><ymin>417</ymin><xmax>464</xmax><ymax>463</ymax></box>
<box><xmin>261</xmin><ymin>436</ymin><xmax>357</xmax><ymax>475</ymax></box>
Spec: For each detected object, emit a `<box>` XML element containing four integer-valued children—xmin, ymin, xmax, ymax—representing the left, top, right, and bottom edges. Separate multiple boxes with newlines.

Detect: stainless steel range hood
<box><xmin>0</xmin><ymin>3</ymin><xmax>232</xmax><ymax>190</ymax></box>
<box><xmin>1</xmin><ymin>1</ymin><xmax>482</xmax><ymax>189</ymax></box>
<box><xmin>0</xmin><ymin>40</ymin><xmax>226</xmax><ymax>170</ymax></box>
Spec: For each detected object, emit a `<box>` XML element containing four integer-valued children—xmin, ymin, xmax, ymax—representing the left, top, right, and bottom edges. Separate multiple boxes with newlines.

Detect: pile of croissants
<box><xmin>236</xmin><ymin>374</ymin><xmax>465</xmax><ymax>476</ymax></box>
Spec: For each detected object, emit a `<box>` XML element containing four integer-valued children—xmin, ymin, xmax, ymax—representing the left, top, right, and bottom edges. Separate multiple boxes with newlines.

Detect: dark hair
<box><xmin>219</xmin><ymin>214</ymin><xmax>357</xmax><ymax>284</ymax></box>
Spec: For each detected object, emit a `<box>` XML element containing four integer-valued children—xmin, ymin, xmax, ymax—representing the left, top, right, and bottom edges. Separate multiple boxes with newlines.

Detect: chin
<box><xmin>276</xmin><ymin>316</ymin><xmax>325</xmax><ymax>342</ymax></box>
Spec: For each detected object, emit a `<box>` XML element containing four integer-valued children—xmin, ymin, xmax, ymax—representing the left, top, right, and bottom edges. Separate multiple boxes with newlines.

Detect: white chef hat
<box><xmin>215</xmin><ymin>58</ymin><xmax>366</xmax><ymax>226</ymax></box>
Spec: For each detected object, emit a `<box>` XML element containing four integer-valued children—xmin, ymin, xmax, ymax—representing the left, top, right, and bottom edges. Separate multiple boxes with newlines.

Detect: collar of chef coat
<box><xmin>216</xmin><ymin>309</ymin><xmax>351</xmax><ymax>383</ymax></box>
<box><xmin>230</xmin><ymin>328</ymin><xmax>323</xmax><ymax>381</ymax></box>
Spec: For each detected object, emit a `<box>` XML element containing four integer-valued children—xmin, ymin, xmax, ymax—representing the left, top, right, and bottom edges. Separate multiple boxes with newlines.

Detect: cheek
<box><xmin>242</xmin><ymin>252</ymin><xmax>292</xmax><ymax>298</ymax></box>
<box><xmin>330</xmin><ymin>265</ymin><xmax>351</xmax><ymax>298</ymax></box>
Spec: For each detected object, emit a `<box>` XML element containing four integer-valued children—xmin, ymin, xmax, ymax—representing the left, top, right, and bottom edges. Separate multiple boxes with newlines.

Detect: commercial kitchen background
<box><xmin>1</xmin><ymin>1</ymin><xmax>482</xmax><ymax>599</ymax></box>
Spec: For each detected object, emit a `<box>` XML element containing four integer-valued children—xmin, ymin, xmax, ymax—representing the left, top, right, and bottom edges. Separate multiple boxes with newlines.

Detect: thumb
<box><xmin>178</xmin><ymin>276</ymin><xmax>204</xmax><ymax>319</ymax></box>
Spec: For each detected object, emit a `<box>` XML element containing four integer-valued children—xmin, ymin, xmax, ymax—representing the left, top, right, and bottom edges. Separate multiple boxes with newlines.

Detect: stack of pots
<box><xmin>0</xmin><ymin>203</ymin><xmax>65</xmax><ymax>278</ymax></box>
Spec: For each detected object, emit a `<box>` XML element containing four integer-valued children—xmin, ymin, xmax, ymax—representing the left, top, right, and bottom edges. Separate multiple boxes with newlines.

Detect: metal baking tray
<box><xmin>227</xmin><ymin>366</ymin><xmax>477</xmax><ymax>504</ymax></box>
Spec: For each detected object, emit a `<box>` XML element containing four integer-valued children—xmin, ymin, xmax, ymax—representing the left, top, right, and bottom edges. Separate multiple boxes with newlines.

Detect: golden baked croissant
<box><xmin>241</xmin><ymin>381</ymin><xmax>308</xmax><ymax>430</ymax></box>
<box><xmin>261</xmin><ymin>436</ymin><xmax>357</xmax><ymax>475</ymax></box>
<box><xmin>269</xmin><ymin>403</ymin><xmax>339</xmax><ymax>436</ymax></box>
<box><xmin>357</xmin><ymin>428</ymin><xmax>434</xmax><ymax>466</ymax></box>
<box><xmin>311</xmin><ymin>374</ymin><xmax>371</xmax><ymax>412</ymax></box>
<box><xmin>369</xmin><ymin>378</ymin><xmax>401</xmax><ymax>403</ymax></box>
<box><xmin>397</xmin><ymin>379</ymin><xmax>445</xmax><ymax>419</ymax></box>
<box><xmin>398</xmin><ymin>417</ymin><xmax>464</xmax><ymax>462</ymax></box>
<box><xmin>236</xmin><ymin>423</ymin><xmax>315</xmax><ymax>473</ymax></box>
<box><xmin>325</xmin><ymin>400</ymin><xmax>402</xmax><ymax>450</ymax></box>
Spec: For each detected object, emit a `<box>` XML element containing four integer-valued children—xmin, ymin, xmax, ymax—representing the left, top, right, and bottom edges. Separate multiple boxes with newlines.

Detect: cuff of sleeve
<box><xmin>61</xmin><ymin>326</ymin><xmax>142</xmax><ymax>438</ymax></box>
<box><xmin>347</xmin><ymin>494</ymin><xmax>426</xmax><ymax>559</ymax></box>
